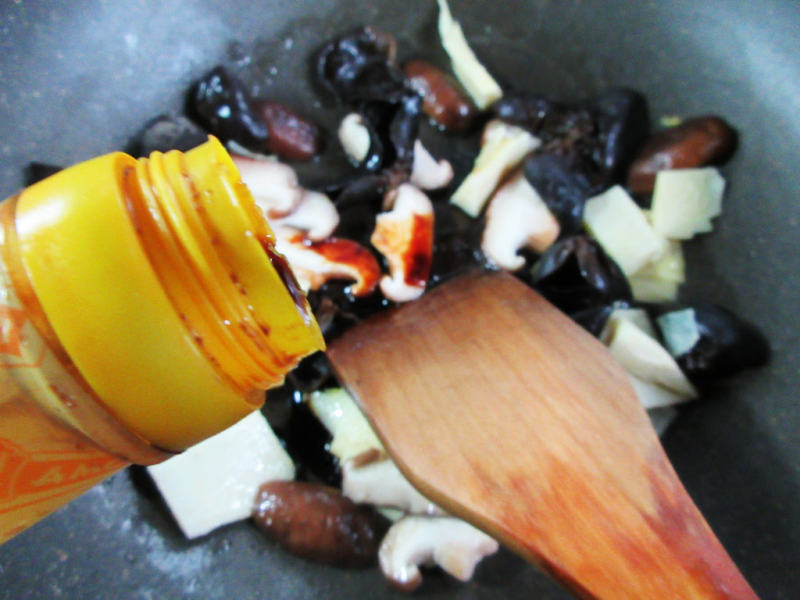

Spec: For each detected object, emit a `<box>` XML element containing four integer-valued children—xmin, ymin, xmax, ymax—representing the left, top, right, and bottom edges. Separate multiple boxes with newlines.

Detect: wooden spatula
<box><xmin>327</xmin><ymin>270</ymin><xmax>759</xmax><ymax>600</ymax></box>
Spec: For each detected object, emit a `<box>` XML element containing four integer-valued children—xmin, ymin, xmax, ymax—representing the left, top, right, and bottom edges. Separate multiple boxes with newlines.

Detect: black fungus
<box><xmin>308</xmin><ymin>282</ymin><xmax>389</xmax><ymax>341</ymax></box>
<box><xmin>262</xmin><ymin>354</ymin><xmax>342</xmax><ymax>486</ymax></box>
<box><xmin>494</xmin><ymin>88</ymin><xmax>649</xmax><ymax>187</ymax></box>
<box><xmin>654</xmin><ymin>303</ymin><xmax>770</xmax><ymax>383</ymax></box>
<box><xmin>134</xmin><ymin>115</ymin><xmax>208</xmax><ymax>156</ymax></box>
<box><xmin>316</xmin><ymin>26</ymin><xmax>404</xmax><ymax>105</ymax></box>
<box><xmin>317</xmin><ymin>26</ymin><xmax>420</xmax><ymax>174</ymax></box>
<box><xmin>286</xmin><ymin>352</ymin><xmax>337</xmax><ymax>393</ymax></box>
<box><xmin>350</xmin><ymin>90</ymin><xmax>420</xmax><ymax>173</ymax></box>
<box><xmin>587</xmin><ymin>89</ymin><xmax>650</xmax><ymax>185</ymax></box>
<box><xmin>331</xmin><ymin>173</ymin><xmax>391</xmax><ymax>209</ymax></box>
<box><xmin>286</xmin><ymin>395</ymin><xmax>340</xmax><ymax>486</ymax></box>
<box><xmin>492</xmin><ymin>91</ymin><xmax>596</xmax><ymax>179</ymax></box>
<box><xmin>570</xmin><ymin>304</ymin><xmax>617</xmax><ymax>338</ymax></box>
<box><xmin>331</xmin><ymin>174</ymin><xmax>389</xmax><ymax>244</ymax></box>
<box><xmin>342</xmin><ymin>94</ymin><xmax>422</xmax><ymax>177</ymax></box>
<box><xmin>524</xmin><ymin>153</ymin><xmax>596</xmax><ymax>236</ymax></box>
<box><xmin>356</xmin><ymin>97</ymin><xmax>417</xmax><ymax>172</ymax></box>
<box><xmin>262</xmin><ymin>386</ymin><xmax>296</xmax><ymax>440</ymax></box>
<box><xmin>330</xmin><ymin>170</ymin><xmax>409</xmax><ymax>242</ymax></box>
<box><xmin>387</xmin><ymin>93</ymin><xmax>422</xmax><ymax>168</ymax></box>
<box><xmin>492</xmin><ymin>93</ymin><xmax>567</xmax><ymax>137</ymax></box>
<box><xmin>526</xmin><ymin>235</ymin><xmax>632</xmax><ymax>315</ymax></box>
<box><xmin>263</xmin><ymin>387</ymin><xmax>341</xmax><ymax>487</ymax></box>
<box><xmin>288</xmin><ymin>397</ymin><xmax>341</xmax><ymax>486</ymax></box>
<box><xmin>429</xmin><ymin>201</ymin><xmax>488</xmax><ymax>286</ymax></box>
<box><xmin>192</xmin><ymin>66</ymin><xmax>269</xmax><ymax>152</ymax></box>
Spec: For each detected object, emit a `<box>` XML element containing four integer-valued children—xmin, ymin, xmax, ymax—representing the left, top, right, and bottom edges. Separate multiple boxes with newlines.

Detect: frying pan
<box><xmin>0</xmin><ymin>1</ymin><xmax>798</xmax><ymax>598</ymax></box>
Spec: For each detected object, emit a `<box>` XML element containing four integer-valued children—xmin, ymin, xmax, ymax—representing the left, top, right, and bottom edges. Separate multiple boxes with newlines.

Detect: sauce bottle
<box><xmin>0</xmin><ymin>137</ymin><xmax>324</xmax><ymax>543</ymax></box>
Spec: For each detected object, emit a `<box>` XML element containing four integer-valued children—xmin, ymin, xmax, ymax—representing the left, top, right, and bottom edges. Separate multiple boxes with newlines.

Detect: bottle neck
<box><xmin>126</xmin><ymin>138</ymin><xmax>323</xmax><ymax>394</ymax></box>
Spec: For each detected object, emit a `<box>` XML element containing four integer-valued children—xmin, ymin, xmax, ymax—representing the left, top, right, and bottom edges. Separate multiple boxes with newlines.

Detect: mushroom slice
<box><xmin>338</xmin><ymin>112</ymin><xmax>372</xmax><ymax>164</ymax></box>
<box><xmin>451</xmin><ymin>120</ymin><xmax>540</xmax><ymax>217</ymax></box>
<box><xmin>371</xmin><ymin>183</ymin><xmax>434</xmax><ymax>303</ymax></box>
<box><xmin>410</xmin><ymin>140</ymin><xmax>454</xmax><ymax>191</ymax></box>
<box><xmin>270</xmin><ymin>190</ymin><xmax>340</xmax><ymax>241</ymax></box>
<box><xmin>232</xmin><ymin>154</ymin><xmax>303</xmax><ymax>217</ymax></box>
<box><xmin>275</xmin><ymin>233</ymin><xmax>380</xmax><ymax>296</ymax></box>
<box><xmin>379</xmin><ymin>516</ymin><xmax>499</xmax><ymax>592</ymax></box>
<box><xmin>342</xmin><ymin>457</ymin><xmax>444</xmax><ymax>517</ymax></box>
<box><xmin>481</xmin><ymin>170</ymin><xmax>560</xmax><ymax>270</ymax></box>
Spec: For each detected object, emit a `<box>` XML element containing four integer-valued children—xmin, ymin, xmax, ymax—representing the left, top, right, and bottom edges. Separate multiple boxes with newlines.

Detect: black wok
<box><xmin>0</xmin><ymin>1</ymin><xmax>798</xmax><ymax>598</ymax></box>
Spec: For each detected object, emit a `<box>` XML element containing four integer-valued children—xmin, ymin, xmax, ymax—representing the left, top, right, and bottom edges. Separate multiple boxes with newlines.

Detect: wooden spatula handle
<box><xmin>329</xmin><ymin>271</ymin><xmax>759</xmax><ymax>599</ymax></box>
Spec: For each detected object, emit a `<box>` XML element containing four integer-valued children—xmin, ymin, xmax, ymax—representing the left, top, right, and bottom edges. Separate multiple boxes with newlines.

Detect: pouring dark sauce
<box><xmin>258</xmin><ymin>235</ymin><xmax>312</xmax><ymax>322</ymax></box>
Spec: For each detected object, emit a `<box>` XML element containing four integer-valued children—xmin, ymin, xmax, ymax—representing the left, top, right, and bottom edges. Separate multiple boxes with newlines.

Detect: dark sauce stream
<box><xmin>259</xmin><ymin>235</ymin><xmax>313</xmax><ymax>323</ymax></box>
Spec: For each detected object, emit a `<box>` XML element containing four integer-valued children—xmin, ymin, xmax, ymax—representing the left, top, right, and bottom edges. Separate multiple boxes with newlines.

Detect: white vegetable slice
<box><xmin>583</xmin><ymin>185</ymin><xmax>667</xmax><ymax>275</ymax></box>
<box><xmin>628</xmin><ymin>276</ymin><xmax>680</xmax><ymax>303</ymax></box>
<box><xmin>628</xmin><ymin>373</ymin><xmax>690</xmax><ymax>410</ymax></box>
<box><xmin>657</xmin><ymin>308</ymin><xmax>701</xmax><ymax>358</ymax></box>
<box><xmin>481</xmin><ymin>118</ymin><xmax>512</xmax><ymax>146</ymax></box>
<box><xmin>650</xmin><ymin>167</ymin><xmax>725</xmax><ymax>239</ymax></box>
<box><xmin>308</xmin><ymin>387</ymin><xmax>383</xmax><ymax>461</ymax></box>
<box><xmin>436</xmin><ymin>0</ymin><xmax>502</xmax><ymax>109</ymax></box>
<box><xmin>451</xmin><ymin>120</ymin><xmax>540</xmax><ymax>217</ymax></box>
<box><xmin>600</xmin><ymin>307</ymin><xmax>656</xmax><ymax>343</ymax></box>
<box><xmin>147</xmin><ymin>411</ymin><xmax>294</xmax><ymax>539</ymax></box>
<box><xmin>597</xmin><ymin>309</ymin><xmax>686</xmax><ymax>415</ymax></box>
<box><xmin>633</xmin><ymin>239</ymin><xmax>685</xmax><ymax>284</ymax></box>
<box><xmin>605</xmin><ymin>318</ymin><xmax>697</xmax><ymax>400</ymax></box>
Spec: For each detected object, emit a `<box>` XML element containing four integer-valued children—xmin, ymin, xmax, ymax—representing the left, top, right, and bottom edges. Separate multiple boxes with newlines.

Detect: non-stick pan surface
<box><xmin>0</xmin><ymin>1</ymin><xmax>798</xmax><ymax>598</ymax></box>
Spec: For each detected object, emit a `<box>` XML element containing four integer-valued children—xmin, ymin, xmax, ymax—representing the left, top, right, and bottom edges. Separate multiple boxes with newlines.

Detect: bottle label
<box><xmin>0</xmin><ymin>302</ymin><xmax>46</xmax><ymax>369</ymax></box>
<box><xmin>0</xmin><ymin>436</ymin><xmax>120</xmax><ymax>511</ymax></box>
<box><xmin>0</xmin><ymin>215</ymin><xmax>125</xmax><ymax>543</ymax></box>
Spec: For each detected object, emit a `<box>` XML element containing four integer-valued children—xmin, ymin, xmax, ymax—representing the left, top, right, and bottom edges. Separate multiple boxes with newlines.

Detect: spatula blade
<box><xmin>328</xmin><ymin>271</ymin><xmax>758</xmax><ymax>600</ymax></box>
